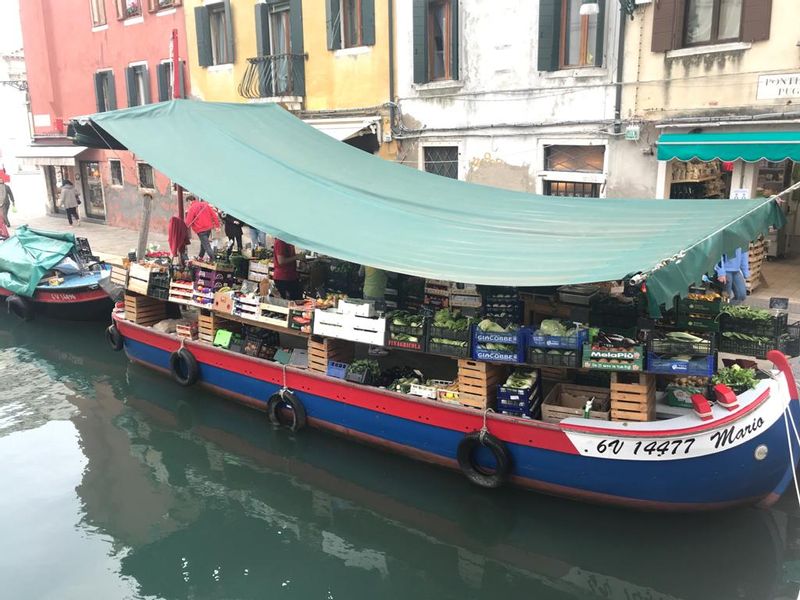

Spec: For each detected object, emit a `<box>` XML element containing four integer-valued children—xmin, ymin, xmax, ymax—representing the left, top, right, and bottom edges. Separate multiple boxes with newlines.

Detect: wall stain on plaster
<box><xmin>467</xmin><ymin>153</ymin><xmax>533</xmax><ymax>193</ymax></box>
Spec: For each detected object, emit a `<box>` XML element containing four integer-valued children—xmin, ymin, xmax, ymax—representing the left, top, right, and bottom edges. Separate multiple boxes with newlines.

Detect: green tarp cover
<box><xmin>83</xmin><ymin>101</ymin><xmax>785</xmax><ymax>313</ymax></box>
<box><xmin>0</xmin><ymin>226</ymin><xmax>76</xmax><ymax>297</ymax></box>
<box><xmin>658</xmin><ymin>131</ymin><xmax>800</xmax><ymax>162</ymax></box>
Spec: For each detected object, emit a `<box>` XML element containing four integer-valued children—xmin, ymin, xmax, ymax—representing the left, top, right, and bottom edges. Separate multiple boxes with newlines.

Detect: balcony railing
<box><xmin>239</xmin><ymin>54</ymin><xmax>306</xmax><ymax>100</ymax></box>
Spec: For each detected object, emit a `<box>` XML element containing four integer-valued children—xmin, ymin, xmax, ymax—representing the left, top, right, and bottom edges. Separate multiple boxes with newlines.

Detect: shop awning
<box><xmin>70</xmin><ymin>101</ymin><xmax>786</xmax><ymax>314</ymax></box>
<box><xmin>657</xmin><ymin>131</ymin><xmax>800</xmax><ymax>162</ymax></box>
<box><xmin>16</xmin><ymin>144</ymin><xmax>88</xmax><ymax>167</ymax></box>
<box><xmin>303</xmin><ymin>117</ymin><xmax>380</xmax><ymax>141</ymax></box>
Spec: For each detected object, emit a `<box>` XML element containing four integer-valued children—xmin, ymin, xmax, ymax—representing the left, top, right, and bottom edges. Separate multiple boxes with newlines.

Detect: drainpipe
<box><xmin>613</xmin><ymin>4</ymin><xmax>626</xmax><ymax>134</ymax></box>
<box><xmin>172</xmin><ymin>28</ymin><xmax>185</xmax><ymax>220</ymax></box>
<box><xmin>387</xmin><ymin>0</ymin><xmax>396</xmax><ymax>143</ymax></box>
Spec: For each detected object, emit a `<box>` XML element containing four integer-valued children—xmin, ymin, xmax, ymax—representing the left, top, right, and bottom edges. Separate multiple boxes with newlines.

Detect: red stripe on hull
<box><xmin>0</xmin><ymin>286</ymin><xmax>108</xmax><ymax>304</ymax></box>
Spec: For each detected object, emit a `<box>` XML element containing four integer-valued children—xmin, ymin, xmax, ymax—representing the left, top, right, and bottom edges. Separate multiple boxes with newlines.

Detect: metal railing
<box><xmin>238</xmin><ymin>54</ymin><xmax>305</xmax><ymax>99</ymax></box>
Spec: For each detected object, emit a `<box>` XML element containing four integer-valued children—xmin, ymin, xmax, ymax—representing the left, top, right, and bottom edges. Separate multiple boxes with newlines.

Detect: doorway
<box><xmin>80</xmin><ymin>161</ymin><xmax>106</xmax><ymax>221</ymax></box>
<box><xmin>44</xmin><ymin>165</ymin><xmax>76</xmax><ymax>214</ymax></box>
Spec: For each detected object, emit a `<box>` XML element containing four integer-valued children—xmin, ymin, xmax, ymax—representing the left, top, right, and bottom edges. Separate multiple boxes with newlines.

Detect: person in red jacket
<box><xmin>184</xmin><ymin>196</ymin><xmax>220</xmax><ymax>260</ymax></box>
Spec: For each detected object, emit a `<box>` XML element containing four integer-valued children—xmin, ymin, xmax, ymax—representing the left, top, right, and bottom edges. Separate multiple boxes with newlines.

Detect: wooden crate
<box><xmin>110</xmin><ymin>266</ymin><xmax>128</xmax><ymax>287</ymax></box>
<box><xmin>307</xmin><ymin>335</ymin><xmax>355</xmax><ymax>374</ymax></box>
<box><xmin>456</xmin><ymin>359</ymin><xmax>509</xmax><ymax>409</ymax></box>
<box><xmin>124</xmin><ymin>292</ymin><xmax>167</xmax><ymax>326</ymax></box>
<box><xmin>541</xmin><ymin>383</ymin><xmax>611</xmax><ymax>424</ymax></box>
<box><xmin>538</xmin><ymin>366</ymin><xmax>571</xmax><ymax>383</ymax></box>
<box><xmin>198</xmin><ymin>310</ymin><xmax>234</xmax><ymax>344</ymax></box>
<box><xmin>610</xmin><ymin>372</ymin><xmax>656</xmax><ymax>422</ymax></box>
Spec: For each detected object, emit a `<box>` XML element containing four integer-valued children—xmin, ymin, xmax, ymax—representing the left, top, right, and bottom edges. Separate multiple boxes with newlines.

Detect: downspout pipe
<box><xmin>613</xmin><ymin>4</ymin><xmax>627</xmax><ymax>134</ymax></box>
<box><xmin>388</xmin><ymin>0</ymin><xmax>396</xmax><ymax>134</ymax></box>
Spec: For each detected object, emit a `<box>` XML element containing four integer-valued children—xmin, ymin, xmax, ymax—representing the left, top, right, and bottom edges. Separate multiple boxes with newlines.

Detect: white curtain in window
<box><xmin>719</xmin><ymin>0</ymin><xmax>743</xmax><ymax>40</ymax></box>
<box><xmin>685</xmin><ymin>0</ymin><xmax>714</xmax><ymax>44</ymax></box>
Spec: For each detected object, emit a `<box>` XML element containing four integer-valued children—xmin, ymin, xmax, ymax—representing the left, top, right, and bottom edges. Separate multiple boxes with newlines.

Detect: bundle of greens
<box><xmin>711</xmin><ymin>365</ymin><xmax>758</xmax><ymax>391</ymax></box>
<box><xmin>721</xmin><ymin>331</ymin><xmax>771</xmax><ymax>343</ymax></box>
<box><xmin>433</xmin><ymin>308</ymin><xmax>470</xmax><ymax>332</ymax></box>
<box><xmin>346</xmin><ymin>359</ymin><xmax>381</xmax><ymax>381</ymax></box>
<box><xmin>389</xmin><ymin>376</ymin><xmax>422</xmax><ymax>394</ymax></box>
<box><xmin>388</xmin><ymin>310</ymin><xmax>425</xmax><ymax>329</ymax></box>
<box><xmin>503</xmin><ymin>369</ymin><xmax>538</xmax><ymax>389</ymax></box>
<box><xmin>721</xmin><ymin>305</ymin><xmax>774</xmax><ymax>321</ymax></box>
<box><xmin>477</xmin><ymin>318</ymin><xmax>518</xmax><ymax>333</ymax></box>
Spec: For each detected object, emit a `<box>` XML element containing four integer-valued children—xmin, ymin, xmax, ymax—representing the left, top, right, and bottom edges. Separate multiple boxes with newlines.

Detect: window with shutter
<box><xmin>559</xmin><ymin>0</ymin><xmax>602</xmax><ymax>68</ymax></box>
<box><xmin>413</xmin><ymin>0</ymin><xmax>459</xmax><ymax>83</ymax></box>
<box><xmin>196</xmin><ymin>2</ymin><xmax>234</xmax><ymax>66</ymax></box>
<box><xmin>126</xmin><ymin>65</ymin><xmax>150</xmax><ymax>107</ymax></box>
<box><xmin>90</xmin><ymin>0</ymin><xmax>106</xmax><ymax>26</ymax></box>
<box><xmin>326</xmin><ymin>0</ymin><xmax>374</xmax><ymax>50</ymax></box>
<box><xmin>94</xmin><ymin>70</ymin><xmax>116</xmax><ymax>112</ymax></box>
<box><xmin>195</xmin><ymin>6</ymin><xmax>213</xmax><ymax>67</ymax></box>
<box><xmin>684</xmin><ymin>0</ymin><xmax>743</xmax><ymax>46</ymax></box>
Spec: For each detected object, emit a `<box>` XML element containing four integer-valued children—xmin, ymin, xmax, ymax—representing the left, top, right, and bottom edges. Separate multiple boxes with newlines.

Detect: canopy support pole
<box><xmin>171</xmin><ymin>27</ymin><xmax>185</xmax><ymax>221</ymax></box>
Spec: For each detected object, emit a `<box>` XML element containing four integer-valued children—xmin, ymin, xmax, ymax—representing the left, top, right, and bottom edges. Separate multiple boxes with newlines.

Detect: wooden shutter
<box><xmin>450</xmin><ymin>0</ymin><xmax>459</xmax><ymax>79</ymax></box>
<box><xmin>223</xmin><ymin>0</ymin><xmax>235</xmax><ymax>63</ymax></box>
<box><xmin>156</xmin><ymin>63</ymin><xmax>169</xmax><ymax>102</ymax></box>
<box><xmin>412</xmin><ymin>0</ymin><xmax>427</xmax><ymax>83</ymax></box>
<box><xmin>178</xmin><ymin>61</ymin><xmax>186</xmax><ymax>98</ymax></box>
<box><xmin>741</xmin><ymin>0</ymin><xmax>772</xmax><ymax>42</ymax></box>
<box><xmin>593</xmin><ymin>0</ymin><xmax>605</xmax><ymax>67</ymax></box>
<box><xmin>94</xmin><ymin>72</ymin><xmax>104</xmax><ymax>112</ymax></box>
<box><xmin>255</xmin><ymin>2</ymin><xmax>271</xmax><ymax>56</ymax></box>
<box><xmin>651</xmin><ymin>0</ymin><xmax>685</xmax><ymax>52</ymax></box>
<box><xmin>107</xmin><ymin>71</ymin><xmax>117</xmax><ymax>110</ymax></box>
<box><xmin>147</xmin><ymin>0</ymin><xmax>157</xmax><ymax>13</ymax></box>
<box><xmin>326</xmin><ymin>0</ymin><xmax>342</xmax><ymax>50</ymax></box>
<box><xmin>290</xmin><ymin>0</ymin><xmax>306</xmax><ymax>95</ymax></box>
<box><xmin>361</xmin><ymin>0</ymin><xmax>376</xmax><ymax>46</ymax></box>
<box><xmin>141</xmin><ymin>66</ymin><xmax>152</xmax><ymax>104</ymax></box>
<box><xmin>195</xmin><ymin>6</ymin><xmax>213</xmax><ymax>67</ymax></box>
<box><xmin>125</xmin><ymin>66</ymin><xmax>137</xmax><ymax>106</ymax></box>
<box><xmin>537</xmin><ymin>0</ymin><xmax>560</xmax><ymax>71</ymax></box>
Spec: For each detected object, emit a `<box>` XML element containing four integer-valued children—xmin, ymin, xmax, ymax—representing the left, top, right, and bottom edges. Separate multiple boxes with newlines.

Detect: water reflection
<box><xmin>1</xmin><ymin>314</ymin><xmax>799</xmax><ymax>600</ymax></box>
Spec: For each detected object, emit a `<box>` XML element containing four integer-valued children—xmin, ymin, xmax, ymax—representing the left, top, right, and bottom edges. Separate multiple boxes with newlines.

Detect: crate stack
<box><xmin>148</xmin><ymin>271</ymin><xmax>170</xmax><ymax>301</ymax></box>
<box><xmin>124</xmin><ymin>293</ymin><xmax>167</xmax><ymax>326</ymax></box>
<box><xmin>747</xmin><ymin>239</ymin><xmax>767</xmax><ymax>292</ymax></box>
<box><xmin>110</xmin><ymin>266</ymin><xmax>128</xmax><ymax>289</ymax></box>
<box><xmin>175</xmin><ymin>320</ymin><xmax>198</xmax><ymax>341</ymax></box>
<box><xmin>456</xmin><ymin>359</ymin><xmax>509</xmax><ymax>410</ymax></box>
<box><xmin>610</xmin><ymin>373</ymin><xmax>656</xmax><ymax>422</ymax></box>
<box><xmin>719</xmin><ymin>311</ymin><xmax>789</xmax><ymax>359</ymax></box>
<box><xmin>482</xmin><ymin>287</ymin><xmax>523</xmax><ymax>327</ymax></box>
<box><xmin>424</xmin><ymin>279</ymin><xmax>450</xmax><ymax>311</ymax></box>
<box><xmin>198</xmin><ymin>309</ymin><xmax>232</xmax><ymax>344</ymax></box>
<box><xmin>449</xmin><ymin>282</ymin><xmax>482</xmax><ymax>312</ymax></box>
<box><xmin>674</xmin><ymin>293</ymin><xmax>721</xmax><ymax>333</ymax></box>
<box><xmin>307</xmin><ymin>336</ymin><xmax>355</xmax><ymax>375</ymax></box>
<box><xmin>247</xmin><ymin>260</ymin><xmax>271</xmax><ymax>283</ymax></box>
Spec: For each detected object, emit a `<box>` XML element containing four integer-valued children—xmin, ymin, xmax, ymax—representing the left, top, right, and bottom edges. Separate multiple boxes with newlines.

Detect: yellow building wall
<box><xmin>184</xmin><ymin>0</ymin><xmax>257</xmax><ymax>103</ymax></box>
<box><xmin>622</xmin><ymin>0</ymin><xmax>798</xmax><ymax>120</ymax></box>
<box><xmin>302</xmin><ymin>0</ymin><xmax>391</xmax><ymax>111</ymax></box>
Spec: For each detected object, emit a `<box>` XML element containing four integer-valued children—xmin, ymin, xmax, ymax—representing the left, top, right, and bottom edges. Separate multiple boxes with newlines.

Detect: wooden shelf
<box><xmin>670</xmin><ymin>176</ymin><xmax>718</xmax><ymax>184</ymax></box>
<box><xmin>219</xmin><ymin>310</ymin><xmax>309</xmax><ymax>338</ymax></box>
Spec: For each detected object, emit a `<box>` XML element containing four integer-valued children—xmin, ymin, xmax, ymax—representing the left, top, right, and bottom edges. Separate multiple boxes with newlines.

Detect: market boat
<box><xmin>112</xmin><ymin>311</ymin><xmax>800</xmax><ymax>511</ymax></box>
<box><xmin>0</xmin><ymin>226</ymin><xmax>113</xmax><ymax>321</ymax></box>
<box><xmin>74</xmin><ymin>100</ymin><xmax>800</xmax><ymax>511</ymax></box>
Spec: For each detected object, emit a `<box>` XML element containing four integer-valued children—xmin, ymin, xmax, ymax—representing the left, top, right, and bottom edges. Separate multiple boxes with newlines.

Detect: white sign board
<box><xmin>731</xmin><ymin>188</ymin><xmax>750</xmax><ymax>200</ymax></box>
<box><xmin>757</xmin><ymin>73</ymin><xmax>800</xmax><ymax>100</ymax></box>
<box><xmin>33</xmin><ymin>114</ymin><xmax>51</xmax><ymax>128</ymax></box>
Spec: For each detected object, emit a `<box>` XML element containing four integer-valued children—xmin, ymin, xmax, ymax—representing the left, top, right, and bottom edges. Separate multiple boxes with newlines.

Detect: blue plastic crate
<box><xmin>472</xmin><ymin>326</ymin><xmax>529</xmax><ymax>364</ymax></box>
<box><xmin>529</xmin><ymin>328</ymin><xmax>588</xmax><ymax>350</ymax></box>
<box><xmin>327</xmin><ymin>360</ymin><xmax>349</xmax><ymax>379</ymax></box>
<box><xmin>646</xmin><ymin>353</ymin><xmax>715</xmax><ymax>377</ymax></box>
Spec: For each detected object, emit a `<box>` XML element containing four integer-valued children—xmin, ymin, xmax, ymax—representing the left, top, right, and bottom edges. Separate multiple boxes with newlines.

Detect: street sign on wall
<box><xmin>757</xmin><ymin>73</ymin><xmax>800</xmax><ymax>100</ymax></box>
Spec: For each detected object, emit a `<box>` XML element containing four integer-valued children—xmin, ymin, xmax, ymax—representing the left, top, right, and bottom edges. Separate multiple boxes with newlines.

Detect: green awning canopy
<box><xmin>658</xmin><ymin>131</ymin><xmax>800</xmax><ymax>162</ymax></box>
<box><xmin>72</xmin><ymin>101</ymin><xmax>785</xmax><ymax>314</ymax></box>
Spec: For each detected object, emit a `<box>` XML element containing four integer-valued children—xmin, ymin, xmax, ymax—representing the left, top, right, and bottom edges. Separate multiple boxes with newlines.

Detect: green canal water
<box><xmin>2</xmin><ymin>314</ymin><xmax>800</xmax><ymax>600</ymax></box>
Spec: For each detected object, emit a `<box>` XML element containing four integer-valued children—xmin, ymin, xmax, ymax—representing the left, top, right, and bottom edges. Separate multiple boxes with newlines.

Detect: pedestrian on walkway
<box><xmin>0</xmin><ymin>181</ymin><xmax>15</xmax><ymax>227</ymax></box>
<box><xmin>273</xmin><ymin>238</ymin><xmax>303</xmax><ymax>300</ymax></box>
<box><xmin>184</xmin><ymin>195</ymin><xmax>220</xmax><ymax>261</ymax></box>
<box><xmin>220</xmin><ymin>211</ymin><xmax>244</xmax><ymax>257</ymax></box>
<box><xmin>715</xmin><ymin>247</ymin><xmax>750</xmax><ymax>305</ymax></box>
<box><xmin>59</xmin><ymin>180</ymin><xmax>81</xmax><ymax>227</ymax></box>
<box><xmin>249</xmin><ymin>225</ymin><xmax>267</xmax><ymax>249</ymax></box>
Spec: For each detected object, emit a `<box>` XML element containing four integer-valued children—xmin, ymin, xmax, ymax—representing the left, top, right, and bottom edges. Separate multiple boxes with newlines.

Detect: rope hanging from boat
<box><xmin>479</xmin><ymin>408</ymin><xmax>495</xmax><ymax>443</ymax></box>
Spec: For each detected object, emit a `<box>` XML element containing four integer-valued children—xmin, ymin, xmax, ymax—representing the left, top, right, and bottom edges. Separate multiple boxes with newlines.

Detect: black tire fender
<box><xmin>105</xmin><ymin>323</ymin><xmax>124</xmax><ymax>351</ymax></box>
<box><xmin>7</xmin><ymin>294</ymin><xmax>32</xmax><ymax>321</ymax></box>
<box><xmin>267</xmin><ymin>389</ymin><xmax>307</xmax><ymax>433</ymax></box>
<box><xmin>169</xmin><ymin>347</ymin><xmax>199</xmax><ymax>386</ymax></box>
<box><xmin>457</xmin><ymin>431</ymin><xmax>511</xmax><ymax>489</ymax></box>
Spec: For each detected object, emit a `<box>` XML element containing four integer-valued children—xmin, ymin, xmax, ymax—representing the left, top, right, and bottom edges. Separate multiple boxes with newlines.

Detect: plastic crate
<box><xmin>327</xmin><ymin>361</ymin><xmax>349</xmax><ymax>379</ymax></box>
<box><xmin>582</xmin><ymin>343</ymin><xmax>645</xmax><ymax>372</ymax></box>
<box><xmin>529</xmin><ymin>328</ymin><xmax>588</xmax><ymax>350</ymax></box>
<box><xmin>779</xmin><ymin>323</ymin><xmax>800</xmax><ymax>357</ymax></box>
<box><xmin>718</xmin><ymin>337</ymin><xmax>773</xmax><ymax>360</ymax></box>
<box><xmin>720</xmin><ymin>312</ymin><xmax>788</xmax><ymax>338</ymax></box>
<box><xmin>409</xmin><ymin>380</ymin><xmax>454</xmax><ymax>400</ymax></box>
<box><xmin>428</xmin><ymin>339</ymin><xmax>470</xmax><ymax>358</ymax></box>
<box><xmin>646</xmin><ymin>353</ymin><xmax>715</xmax><ymax>377</ymax></box>
<box><xmin>472</xmin><ymin>326</ymin><xmax>528</xmax><ymax>364</ymax></box>
<box><xmin>388</xmin><ymin>317</ymin><xmax>427</xmax><ymax>352</ymax></box>
<box><xmin>527</xmin><ymin>347</ymin><xmax>580</xmax><ymax>368</ymax></box>
<box><xmin>648</xmin><ymin>334</ymin><xmax>715</xmax><ymax>357</ymax></box>
<box><xmin>675</xmin><ymin>315</ymin><xmax>720</xmax><ymax>333</ymax></box>
<box><xmin>676</xmin><ymin>296</ymin><xmax>722</xmax><ymax>316</ymax></box>
<box><xmin>345</xmin><ymin>368</ymin><xmax>377</xmax><ymax>385</ymax></box>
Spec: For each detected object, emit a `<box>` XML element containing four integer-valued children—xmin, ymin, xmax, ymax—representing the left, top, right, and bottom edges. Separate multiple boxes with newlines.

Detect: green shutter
<box><xmin>94</xmin><ymin>72</ymin><xmax>104</xmax><ymax>112</ymax></box>
<box><xmin>223</xmin><ymin>0</ymin><xmax>235</xmax><ymax>63</ymax></box>
<box><xmin>450</xmin><ymin>0</ymin><xmax>458</xmax><ymax>79</ymax></box>
<box><xmin>255</xmin><ymin>2</ymin><xmax>271</xmax><ymax>56</ymax></box>
<box><xmin>326</xmin><ymin>0</ymin><xmax>341</xmax><ymax>50</ymax></box>
<box><xmin>195</xmin><ymin>6</ymin><xmax>212</xmax><ymax>67</ymax></box>
<box><xmin>125</xmin><ymin>66</ymin><xmax>137</xmax><ymax>106</ymax></box>
<box><xmin>412</xmin><ymin>0</ymin><xmax>427</xmax><ymax>83</ymax></box>
<box><xmin>141</xmin><ymin>66</ymin><xmax>152</xmax><ymax>104</ymax></box>
<box><xmin>537</xmin><ymin>0</ymin><xmax>561</xmax><ymax>71</ymax></box>
<box><xmin>290</xmin><ymin>0</ymin><xmax>305</xmax><ymax>96</ymax></box>
<box><xmin>107</xmin><ymin>71</ymin><xmax>117</xmax><ymax>110</ymax></box>
<box><xmin>157</xmin><ymin>63</ymin><xmax>169</xmax><ymax>102</ymax></box>
<box><xmin>593</xmin><ymin>0</ymin><xmax>605</xmax><ymax>67</ymax></box>
<box><xmin>361</xmin><ymin>0</ymin><xmax>375</xmax><ymax>46</ymax></box>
